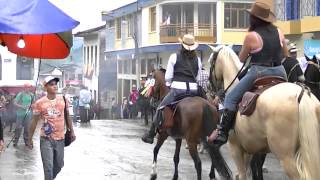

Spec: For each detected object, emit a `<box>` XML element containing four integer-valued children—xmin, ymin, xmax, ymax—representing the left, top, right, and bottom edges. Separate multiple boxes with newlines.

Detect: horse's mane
<box><xmin>216</xmin><ymin>45</ymin><xmax>242</xmax><ymax>70</ymax></box>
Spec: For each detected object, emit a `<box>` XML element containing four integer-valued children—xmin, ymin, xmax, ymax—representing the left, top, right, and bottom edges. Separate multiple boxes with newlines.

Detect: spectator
<box><xmin>79</xmin><ymin>85</ymin><xmax>91</xmax><ymax>123</ymax></box>
<box><xmin>129</xmin><ymin>84</ymin><xmax>139</xmax><ymax>119</ymax></box>
<box><xmin>121</xmin><ymin>98</ymin><xmax>129</xmax><ymax>119</ymax></box>
<box><xmin>72</xmin><ymin>96</ymin><xmax>79</xmax><ymax>123</ymax></box>
<box><xmin>13</xmin><ymin>83</ymin><xmax>34</xmax><ymax>147</ymax></box>
<box><xmin>28</xmin><ymin>76</ymin><xmax>76</xmax><ymax>180</ymax></box>
<box><xmin>111</xmin><ymin>97</ymin><xmax>117</xmax><ymax>119</ymax></box>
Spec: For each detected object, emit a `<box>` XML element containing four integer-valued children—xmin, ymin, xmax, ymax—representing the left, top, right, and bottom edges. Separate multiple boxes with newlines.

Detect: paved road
<box><xmin>0</xmin><ymin>119</ymin><xmax>288</xmax><ymax>180</ymax></box>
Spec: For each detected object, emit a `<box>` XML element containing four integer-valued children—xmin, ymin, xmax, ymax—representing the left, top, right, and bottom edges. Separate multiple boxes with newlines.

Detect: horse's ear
<box><xmin>312</xmin><ymin>55</ymin><xmax>317</xmax><ymax>62</ymax></box>
<box><xmin>305</xmin><ymin>54</ymin><xmax>311</xmax><ymax>61</ymax></box>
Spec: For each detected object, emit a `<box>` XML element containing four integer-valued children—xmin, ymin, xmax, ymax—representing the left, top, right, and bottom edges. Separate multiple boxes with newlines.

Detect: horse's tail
<box><xmin>202</xmin><ymin>102</ymin><xmax>233</xmax><ymax>179</ymax></box>
<box><xmin>295</xmin><ymin>91</ymin><xmax>320</xmax><ymax>180</ymax></box>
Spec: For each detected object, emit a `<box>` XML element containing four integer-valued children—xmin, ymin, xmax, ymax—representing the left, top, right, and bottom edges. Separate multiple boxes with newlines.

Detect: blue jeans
<box><xmin>224</xmin><ymin>65</ymin><xmax>287</xmax><ymax>111</ymax></box>
<box><xmin>14</xmin><ymin>113</ymin><xmax>32</xmax><ymax>145</ymax></box>
<box><xmin>40</xmin><ymin>137</ymin><xmax>64</xmax><ymax>180</ymax></box>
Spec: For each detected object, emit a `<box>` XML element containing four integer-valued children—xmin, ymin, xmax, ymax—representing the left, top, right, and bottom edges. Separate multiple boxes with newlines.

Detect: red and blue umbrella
<box><xmin>0</xmin><ymin>0</ymin><xmax>79</xmax><ymax>59</ymax></box>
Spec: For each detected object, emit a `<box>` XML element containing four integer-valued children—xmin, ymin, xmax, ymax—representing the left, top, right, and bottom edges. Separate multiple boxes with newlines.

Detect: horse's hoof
<box><xmin>150</xmin><ymin>174</ymin><xmax>157</xmax><ymax>180</ymax></box>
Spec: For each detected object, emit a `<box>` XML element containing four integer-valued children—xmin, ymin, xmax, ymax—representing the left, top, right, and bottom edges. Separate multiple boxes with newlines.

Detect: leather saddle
<box><xmin>238</xmin><ymin>76</ymin><xmax>286</xmax><ymax>116</ymax></box>
<box><xmin>161</xmin><ymin>93</ymin><xmax>196</xmax><ymax>130</ymax></box>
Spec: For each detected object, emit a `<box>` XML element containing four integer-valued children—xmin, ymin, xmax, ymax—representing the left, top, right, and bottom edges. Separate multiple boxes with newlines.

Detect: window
<box><xmin>118</xmin><ymin>60</ymin><xmax>123</xmax><ymax>74</ymax></box>
<box><xmin>147</xmin><ymin>58</ymin><xmax>156</xmax><ymax>74</ymax></box>
<box><xmin>318</xmin><ymin>0</ymin><xmax>320</xmax><ymax>16</ymax></box>
<box><xmin>199</xmin><ymin>4</ymin><xmax>212</xmax><ymax>25</ymax></box>
<box><xmin>127</xmin><ymin>15</ymin><xmax>134</xmax><ymax>37</ymax></box>
<box><xmin>109</xmin><ymin>20</ymin><xmax>115</xmax><ymax>28</ymax></box>
<box><xmin>16</xmin><ymin>57</ymin><xmax>34</xmax><ymax>80</ymax></box>
<box><xmin>183</xmin><ymin>4</ymin><xmax>194</xmax><ymax>24</ymax></box>
<box><xmin>83</xmin><ymin>47</ymin><xmax>86</xmax><ymax>64</ymax></box>
<box><xmin>224</xmin><ymin>3</ymin><xmax>251</xmax><ymax>29</ymax></box>
<box><xmin>94</xmin><ymin>46</ymin><xmax>98</xmax><ymax>73</ymax></box>
<box><xmin>150</xmin><ymin>7</ymin><xmax>156</xmax><ymax>32</ymax></box>
<box><xmin>141</xmin><ymin>59</ymin><xmax>146</xmax><ymax>75</ymax></box>
<box><xmin>124</xmin><ymin>59</ymin><xmax>130</xmax><ymax>74</ymax></box>
<box><xmin>132</xmin><ymin>58</ymin><xmax>136</xmax><ymax>74</ymax></box>
<box><xmin>116</xmin><ymin>18</ymin><xmax>121</xmax><ymax>39</ymax></box>
<box><xmin>87</xmin><ymin>47</ymin><xmax>89</xmax><ymax>64</ymax></box>
<box><xmin>286</xmin><ymin>0</ymin><xmax>300</xmax><ymax>20</ymax></box>
<box><xmin>91</xmin><ymin>46</ymin><xmax>94</xmax><ymax>65</ymax></box>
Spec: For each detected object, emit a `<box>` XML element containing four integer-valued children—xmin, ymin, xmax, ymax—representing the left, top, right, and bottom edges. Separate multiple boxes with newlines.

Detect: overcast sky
<box><xmin>49</xmin><ymin>0</ymin><xmax>136</xmax><ymax>33</ymax></box>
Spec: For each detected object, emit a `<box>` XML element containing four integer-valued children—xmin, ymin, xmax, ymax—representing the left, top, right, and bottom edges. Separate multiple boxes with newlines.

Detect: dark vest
<box><xmin>250</xmin><ymin>25</ymin><xmax>282</xmax><ymax>66</ymax></box>
<box><xmin>172</xmin><ymin>53</ymin><xmax>198</xmax><ymax>82</ymax></box>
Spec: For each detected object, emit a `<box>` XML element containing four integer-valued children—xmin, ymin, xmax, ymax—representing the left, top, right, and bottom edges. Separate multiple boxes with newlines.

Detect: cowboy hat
<box><xmin>288</xmin><ymin>43</ymin><xmax>299</xmax><ymax>53</ymax></box>
<box><xmin>178</xmin><ymin>34</ymin><xmax>199</xmax><ymax>51</ymax></box>
<box><xmin>246</xmin><ymin>2</ymin><xmax>276</xmax><ymax>23</ymax></box>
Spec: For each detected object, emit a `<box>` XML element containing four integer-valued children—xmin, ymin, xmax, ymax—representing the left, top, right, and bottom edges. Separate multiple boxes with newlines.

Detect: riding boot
<box><xmin>208</xmin><ymin>109</ymin><xmax>236</xmax><ymax>147</ymax></box>
<box><xmin>141</xmin><ymin>110</ymin><xmax>163</xmax><ymax>144</ymax></box>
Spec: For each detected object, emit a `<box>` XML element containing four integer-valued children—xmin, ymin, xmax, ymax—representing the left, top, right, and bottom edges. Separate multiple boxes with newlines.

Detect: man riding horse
<box><xmin>141</xmin><ymin>34</ymin><xmax>202</xmax><ymax>144</ymax></box>
<box><xmin>207</xmin><ymin>2</ymin><xmax>289</xmax><ymax>147</ymax></box>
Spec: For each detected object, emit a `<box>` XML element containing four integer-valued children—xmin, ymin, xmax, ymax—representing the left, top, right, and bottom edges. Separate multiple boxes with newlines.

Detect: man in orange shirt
<box><xmin>28</xmin><ymin>76</ymin><xmax>76</xmax><ymax>180</ymax></box>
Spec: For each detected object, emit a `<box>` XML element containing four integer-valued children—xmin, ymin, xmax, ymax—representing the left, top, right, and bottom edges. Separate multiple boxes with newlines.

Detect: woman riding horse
<box><xmin>208</xmin><ymin>2</ymin><xmax>288</xmax><ymax>146</ymax></box>
<box><xmin>141</xmin><ymin>34</ymin><xmax>202</xmax><ymax>144</ymax></box>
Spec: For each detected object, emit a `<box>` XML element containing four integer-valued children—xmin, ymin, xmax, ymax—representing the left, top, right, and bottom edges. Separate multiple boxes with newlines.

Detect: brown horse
<box><xmin>209</xmin><ymin>45</ymin><xmax>320</xmax><ymax>180</ymax></box>
<box><xmin>148</xmin><ymin>69</ymin><xmax>232</xmax><ymax>180</ymax></box>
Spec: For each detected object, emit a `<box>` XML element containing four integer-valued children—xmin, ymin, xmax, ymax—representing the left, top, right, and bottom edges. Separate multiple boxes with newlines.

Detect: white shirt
<box><xmin>165</xmin><ymin>53</ymin><xmax>202</xmax><ymax>90</ymax></box>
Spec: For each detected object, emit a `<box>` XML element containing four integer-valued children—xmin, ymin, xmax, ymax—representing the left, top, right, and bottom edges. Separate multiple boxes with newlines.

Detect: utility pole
<box><xmin>133</xmin><ymin>0</ymin><xmax>141</xmax><ymax>89</ymax></box>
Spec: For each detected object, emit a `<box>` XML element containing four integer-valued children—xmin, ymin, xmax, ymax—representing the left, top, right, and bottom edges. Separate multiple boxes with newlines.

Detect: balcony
<box><xmin>160</xmin><ymin>24</ymin><xmax>216</xmax><ymax>44</ymax></box>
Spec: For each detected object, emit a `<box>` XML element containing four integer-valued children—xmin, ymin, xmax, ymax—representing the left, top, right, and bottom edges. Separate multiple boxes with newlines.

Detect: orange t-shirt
<box><xmin>33</xmin><ymin>96</ymin><xmax>68</xmax><ymax>140</ymax></box>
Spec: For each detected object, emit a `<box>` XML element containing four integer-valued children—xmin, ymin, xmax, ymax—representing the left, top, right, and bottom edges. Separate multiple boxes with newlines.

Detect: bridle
<box><xmin>305</xmin><ymin>59</ymin><xmax>320</xmax><ymax>87</ymax></box>
<box><xmin>208</xmin><ymin>46</ymin><xmax>248</xmax><ymax>99</ymax></box>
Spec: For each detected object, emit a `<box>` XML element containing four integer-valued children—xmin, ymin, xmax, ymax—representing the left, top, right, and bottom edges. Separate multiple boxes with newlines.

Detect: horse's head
<box><xmin>208</xmin><ymin>45</ymin><xmax>241</xmax><ymax>94</ymax></box>
<box><xmin>149</xmin><ymin>68</ymin><xmax>168</xmax><ymax>101</ymax></box>
<box><xmin>305</xmin><ymin>55</ymin><xmax>320</xmax><ymax>85</ymax></box>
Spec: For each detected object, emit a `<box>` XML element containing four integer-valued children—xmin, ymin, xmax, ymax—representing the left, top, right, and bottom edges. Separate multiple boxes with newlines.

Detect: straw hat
<box><xmin>178</xmin><ymin>34</ymin><xmax>199</xmax><ymax>51</ymax></box>
<box><xmin>246</xmin><ymin>2</ymin><xmax>276</xmax><ymax>23</ymax></box>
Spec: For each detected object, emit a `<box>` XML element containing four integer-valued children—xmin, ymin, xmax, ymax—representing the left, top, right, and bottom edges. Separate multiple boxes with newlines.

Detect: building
<box><xmin>102</xmin><ymin>0</ymin><xmax>252</xmax><ymax>103</ymax></box>
<box><xmin>76</xmin><ymin>25</ymin><xmax>117</xmax><ymax>118</ymax></box>
<box><xmin>75</xmin><ymin>25</ymin><xmax>106</xmax><ymax>104</ymax></box>
<box><xmin>274</xmin><ymin>0</ymin><xmax>320</xmax><ymax>57</ymax></box>
<box><xmin>0</xmin><ymin>46</ymin><xmax>39</xmax><ymax>93</ymax></box>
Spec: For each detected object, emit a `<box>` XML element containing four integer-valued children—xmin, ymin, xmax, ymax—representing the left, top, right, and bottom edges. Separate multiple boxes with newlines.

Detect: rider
<box><xmin>141</xmin><ymin>34</ymin><xmax>202</xmax><ymax>144</ymax></box>
<box><xmin>208</xmin><ymin>2</ymin><xmax>289</xmax><ymax>147</ymax></box>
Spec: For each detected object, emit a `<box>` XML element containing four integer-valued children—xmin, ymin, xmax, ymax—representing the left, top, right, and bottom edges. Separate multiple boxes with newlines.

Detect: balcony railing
<box><xmin>160</xmin><ymin>23</ymin><xmax>216</xmax><ymax>43</ymax></box>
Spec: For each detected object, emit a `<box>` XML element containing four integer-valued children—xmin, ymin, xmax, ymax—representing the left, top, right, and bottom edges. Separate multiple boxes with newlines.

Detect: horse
<box><xmin>250</xmin><ymin>54</ymin><xmax>320</xmax><ymax>180</ymax></box>
<box><xmin>208</xmin><ymin>45</ymin><xmax>320</xmax><ymax>180</ymax></box>
<box><xmin>147</xmin><ymin>69</ymin><xmax>232</xmax><ymax>180</ymax></box>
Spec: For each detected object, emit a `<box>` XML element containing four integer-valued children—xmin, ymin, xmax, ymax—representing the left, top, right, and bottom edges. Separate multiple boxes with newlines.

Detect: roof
<box><xmin>102</xmin><ymin>1</ymin><xmax>138</xmax><ymax>22</ymax></box>
<box><xmin>75</xmin><ymin>25</ymin><xmax>106</xmax><ymax>37</ymax></box>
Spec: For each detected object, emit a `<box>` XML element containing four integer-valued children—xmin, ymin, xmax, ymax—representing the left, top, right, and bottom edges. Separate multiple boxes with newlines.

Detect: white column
<box><xmin>216</xmin><ymin>1</ymin><xmax>223</xmax><ymax>44</ymax></box>
<box><xmin>194</xmin><ymin>3</ymin><xmax>198</xmax><ymax>36</ymax></box>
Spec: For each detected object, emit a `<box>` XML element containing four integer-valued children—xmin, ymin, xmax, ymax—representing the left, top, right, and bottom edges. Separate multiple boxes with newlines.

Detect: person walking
<box><xmin>79</xmin><ymin>85</ymin><xmax>91</xmax><ymax>123</ymax></box>
<box><xmin>13</xmin><ymin>83</ymin><xmax>34</xmax><ymax>147</ymax></box>
<box><xmin>28</xmin><ymin>76</ymin><xmax>76</xmax><ymax>180</ymax></box>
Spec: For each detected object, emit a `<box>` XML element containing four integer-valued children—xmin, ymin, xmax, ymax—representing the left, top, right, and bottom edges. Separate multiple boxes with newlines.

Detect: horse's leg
<box><xmin>208</xmin><ymin>145</ymin><xmax>233</xmax><ymax>180</ymax></box>
<box><xmin>144</xmin><ymin>106</ymin><xmax>148</xmax><ymax>125</ymax></box>
<box><xmin>278</xmin><ymin>156</ymin><xmax>299</xmax><ymax>180</ymax></box>
<box><xmin>150</xmin><ymin>133</ymin><xmax>168</xmax><ymax>180</ymax></box>
<box><xmin>251</xmin><ymin>153</ymin><xmax>267</xmax><ymax>180</ymax></box>
<box><xmin>172</xmin><ymin>139</ymin><xmax>182</xmax><ymax>180</ymax></box>
<box><xmin>229</xmin><ymin>137</ymin><xmax>249</xmax><ymax>180</ymax></box>
<box><xmin>187</xmin><ymin>142</ymin><xmax>202</xmax><ymax>180</ymax></box>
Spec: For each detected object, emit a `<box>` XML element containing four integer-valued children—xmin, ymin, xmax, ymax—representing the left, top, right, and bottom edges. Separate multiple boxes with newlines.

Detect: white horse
<box><xmin>208</xmin><ymin>45</ymin><xmax>320</xmax><ymax>180</ymax></box>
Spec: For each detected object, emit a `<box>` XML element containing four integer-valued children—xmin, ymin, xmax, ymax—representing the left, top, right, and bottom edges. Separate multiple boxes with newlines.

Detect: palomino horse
<box><xmin>209</xmin><ymin>45</ymin><xmax>320</xmax><ymax>180</ymax></box>
<box><xmin>148</xmin><ymin>69</ymin><xmax>232</xmax><ymax>180</ymax></box>
<box><xmin>251</xmin><ymin>55</ymin><xmax>320</xmax><ymax>180</ymax></box>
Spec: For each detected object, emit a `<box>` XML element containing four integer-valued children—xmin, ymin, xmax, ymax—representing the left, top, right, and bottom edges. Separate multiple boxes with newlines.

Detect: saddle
<box><xmin>161</xmin><ymin>93</ymin><xmax>196</xmax><ymax>130</ymax></box>
<box><xmin>238</xmin><ymin>76</ymin><xmax>286</xmax><ymax>116</ymax></box>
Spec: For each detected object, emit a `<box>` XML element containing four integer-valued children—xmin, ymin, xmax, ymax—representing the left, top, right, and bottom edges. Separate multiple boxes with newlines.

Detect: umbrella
<box><xmin>0</xmin><ymin>32</ymin><xmax>72</xmax><ymax>59</ymax></box>
<box><xmin>0</xmin><ymin>0</ymin><xmax>79</xmax><ymax>59</ymax></box>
